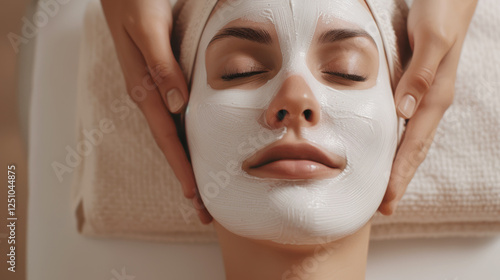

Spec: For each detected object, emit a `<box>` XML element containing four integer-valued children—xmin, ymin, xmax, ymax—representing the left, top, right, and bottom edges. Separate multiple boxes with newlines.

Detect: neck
<box><xmin>214</xmin><ymin>221</ymin><xmax>371</xmax><ymax>280</ymax></box>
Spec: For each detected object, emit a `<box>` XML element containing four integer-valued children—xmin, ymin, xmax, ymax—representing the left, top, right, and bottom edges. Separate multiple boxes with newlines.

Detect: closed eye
<box><xmin>322</xmin><ymin>71</ymin><xmax>367</xmax><ymax>82</ymax></box>
<box><xmin>221</xmin><ymin>70</ymin><xmax>365</xmax><ymax>82</ymax></box>
<box><xmin>221</xmin><ymin>70</ymin><xmax>268</xmax><ymax>81</ymax></box>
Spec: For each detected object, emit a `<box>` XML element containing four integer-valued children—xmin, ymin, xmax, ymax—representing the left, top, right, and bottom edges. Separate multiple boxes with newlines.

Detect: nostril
<box><xmin>303</xmin><ymin>109</ymin><xmax>313</xmax><ymax>121</ymax></box>
<box><xmin>277</xmin><ymin>109</ymin><xmax>288</xmax><ymax>121</ymax></box>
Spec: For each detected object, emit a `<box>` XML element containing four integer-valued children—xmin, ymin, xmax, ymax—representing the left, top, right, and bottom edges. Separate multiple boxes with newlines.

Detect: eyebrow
<box><xmin>209</xmin><ymin>27</ymin><xmax>272</xmax><ymax>46</ymax></box>
<box><xmin>318</xmin><ymin>28</ymin><xmax>376</xmax><ymax>46</ymax></box>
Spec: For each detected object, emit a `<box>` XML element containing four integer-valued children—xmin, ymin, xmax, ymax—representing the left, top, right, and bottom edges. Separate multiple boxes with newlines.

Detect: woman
<box><xmin>178</xmin><ymin>0</ymin><xmax>403</xmax><ymax>278</ymax></box>
<box><xmin>101</xmin><ymin>0</ymin><xmax>477</xmax><ymax>223</ymax></box>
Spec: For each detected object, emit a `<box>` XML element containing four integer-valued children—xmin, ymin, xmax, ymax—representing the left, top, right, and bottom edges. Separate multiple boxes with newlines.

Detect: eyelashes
<box><xmin>221</xmin><ymin>70</ymin><xmax>367</xmax><ymax>82</ymax></box>
<box><xmin>221</xmin><ymin>70</ymin><xmax>268</xmax><ymax>81</ymax></box>
<box><xmin>321</xmin><ymin>71</ymin><xmax>367</xmax><ymax>82</ymax></box>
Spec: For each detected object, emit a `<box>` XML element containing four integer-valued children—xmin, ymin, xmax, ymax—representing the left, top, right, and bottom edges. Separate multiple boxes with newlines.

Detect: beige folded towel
<box><xmin>72</xmin><ymin>0</ymin><xmax>500</xmax><ymax>243</ymax></box>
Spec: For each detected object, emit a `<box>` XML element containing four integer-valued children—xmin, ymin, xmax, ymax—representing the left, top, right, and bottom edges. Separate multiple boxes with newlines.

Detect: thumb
<box><xmin>129</xmin><ymin>25</ymin><xmax>189</xmax><ymax>114</ymax></box>
<box><xmin>395</xmin><ymin>33</ymin><xmax>449</xmax><ymax>119</ymax></box>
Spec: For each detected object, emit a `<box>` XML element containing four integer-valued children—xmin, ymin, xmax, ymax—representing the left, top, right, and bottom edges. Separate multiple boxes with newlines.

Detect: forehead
<box><xmin>203</xmin><ymin>0</ymin><xmax>382</xmax><ymax>67</ymax></box>
<box><xmin>210</xmin><ymin>0</ymin><xmax>374</xmax><ymax>31</ymax></box>
<box><xmin>204</xmin><ymin>0</ymin><xmax>381</xmax><ymax>57</ymax></box>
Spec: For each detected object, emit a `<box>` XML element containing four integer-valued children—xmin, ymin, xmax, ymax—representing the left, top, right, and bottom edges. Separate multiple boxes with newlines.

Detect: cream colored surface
<box><xmin>27</xmin><ymin>0</ymin><xmax>500</xmax><ymax>279</ymax></box>
<box><xmin>72</xmin><ymin>0</ymin><xmax>500</xmax><ymax>242</ymax></box>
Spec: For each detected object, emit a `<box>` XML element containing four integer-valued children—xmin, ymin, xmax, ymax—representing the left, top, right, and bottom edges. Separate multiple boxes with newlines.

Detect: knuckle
<box><xmin>436</xmin><ymin>90</ymin><xmax>455</xmax><ymax>110</ymax></box>
<box><xmin>125</xmin><ymin>82</ymin><xmax>148</xmax><ymax>105</ymax></box>
<box><xmin>149</xmin><ymin>62</ymin><xmax>175</xmax><ymax>85</ymax></box>
<box><xmin>407</xmin><ymin>139</ymin><xmax>432</xmax><ymax>166</ymax></box>
<box><xmin>420</xmin><ymin>24</ymin><xmax>454</xmax><ymax>50</ymax></box>
<box><xmin>432</xmin><ymin>31</ymin><xmax>454</xmax><ymax>50</ymax></box>
<box><xmin>427</xmin><ymin>81</ymin><xmax>455</xmax><ymax>111</ymax></box>
<box><xmin>411</xmin><ymin>67</ymin><xmax>435</xmax><ymax>94</ymax></box>
<box><xmin>392</xmin><ymin>157</ymin><xmax>414</xmax><ymax>181</ymax></box>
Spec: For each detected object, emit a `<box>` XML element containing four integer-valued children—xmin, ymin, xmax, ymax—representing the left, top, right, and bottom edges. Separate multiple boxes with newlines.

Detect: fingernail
<box><xmin>163</xmin><ymin>88</ymin><xmax>184</xmax><ymax>113</ymax></box>
<box><xmin>398</xmin><ymin>94</ymin><xmax>416</xmax><ymax>119</ymax></box>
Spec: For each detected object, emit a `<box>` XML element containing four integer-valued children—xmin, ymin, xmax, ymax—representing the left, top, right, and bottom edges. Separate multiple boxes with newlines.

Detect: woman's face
<box><xmin>185</xmin><ymin>0</ymin><xmax>398</xmax><ymax>245</ymax></box>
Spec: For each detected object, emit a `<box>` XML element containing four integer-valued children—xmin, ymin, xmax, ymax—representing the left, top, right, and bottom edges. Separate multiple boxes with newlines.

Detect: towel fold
<box><xmin>72</xmin><ymin>0</ymin><xmax>500</xmax><ymax>243</ymax></box>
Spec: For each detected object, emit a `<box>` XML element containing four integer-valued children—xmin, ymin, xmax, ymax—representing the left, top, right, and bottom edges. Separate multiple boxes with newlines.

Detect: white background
<box><xmin>27</xmin><ymin>0</ymin><xmax>500</xmax><ymax>279</ymax></box>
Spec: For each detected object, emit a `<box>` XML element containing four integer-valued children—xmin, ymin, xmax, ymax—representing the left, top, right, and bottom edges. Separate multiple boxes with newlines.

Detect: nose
<box><xmin>265</xmin><ymin>75</ymin><xmax>320</xmax><ymax>130</ymax></box>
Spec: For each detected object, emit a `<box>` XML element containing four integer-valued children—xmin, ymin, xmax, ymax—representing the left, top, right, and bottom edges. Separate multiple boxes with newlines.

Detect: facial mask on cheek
<box><xmin>185</xmin><ymin>0</ymin><xmax>398</xmax><ymax>245</ymax></box>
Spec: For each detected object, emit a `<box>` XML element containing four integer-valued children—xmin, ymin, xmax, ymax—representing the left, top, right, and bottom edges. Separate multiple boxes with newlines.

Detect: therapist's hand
<box><xmin>101</xmin><ymin>0</ymin><xmax>212</xmax><ymax>224</ymax></box>
<box><xmin>378</xmin><ymin>0</ymin><xmax>478</xmax><ymax>215</ymax></box>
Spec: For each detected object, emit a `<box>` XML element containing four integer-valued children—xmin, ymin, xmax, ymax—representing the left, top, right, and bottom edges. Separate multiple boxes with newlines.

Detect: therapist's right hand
<box><xmin>101</xmin><ymin>0</ymin><xmax>212</xmax><ymax>224</ymax></box>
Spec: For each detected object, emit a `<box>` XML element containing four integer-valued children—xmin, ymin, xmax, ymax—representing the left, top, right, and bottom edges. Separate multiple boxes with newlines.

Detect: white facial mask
<box><xmin>185</xmin><ymin>0</ymin><xmax>398</xmax><ymax>245</ymax></box>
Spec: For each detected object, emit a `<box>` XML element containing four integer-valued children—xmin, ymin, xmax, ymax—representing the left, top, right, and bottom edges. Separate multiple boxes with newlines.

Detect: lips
<box><xmin>242</xmin><ymin>141</ymin><xmax>346</xmax><ymax>180</ymax></box>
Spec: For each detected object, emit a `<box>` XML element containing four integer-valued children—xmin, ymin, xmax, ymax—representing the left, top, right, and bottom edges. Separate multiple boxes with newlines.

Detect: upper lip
<box><xmin>243</xmin><ymin>141</ymin><xmax>346</xmax><ymax>170</ymax></box>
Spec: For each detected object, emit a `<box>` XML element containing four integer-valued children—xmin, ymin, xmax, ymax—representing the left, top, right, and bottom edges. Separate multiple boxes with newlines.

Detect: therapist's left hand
<box><xmin>378</xmin><ymin>0</ymin><xmax>478</xmax><ymax>215</ymax></box>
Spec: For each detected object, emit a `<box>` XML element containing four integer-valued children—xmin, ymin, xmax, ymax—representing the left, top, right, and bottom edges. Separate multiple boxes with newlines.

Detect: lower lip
<box><xmin>248</xmin><ymin>160</ymin><xmax>342</xmax><ymax>179</ymax></box>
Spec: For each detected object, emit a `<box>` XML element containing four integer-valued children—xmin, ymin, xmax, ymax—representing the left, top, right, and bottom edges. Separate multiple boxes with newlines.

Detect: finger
<box><xmin>126</xmin><ymin>18</ymin><xmax>189</xmax><ymax>114</ymax></box>
<box><xmin>379</xmin><ymin>38</ymin><xmax>463</xmax><ymax>215</ymax></box>
<box><xmin>378</xmin><ymin>125</ymin><xmax>437</xmax><ymax>216</ymax></box>
<box><xmin>192</xmin><ymin>192</ymin><xmax>213</xmax><ymax>224</ymax></box>
<box><xmin>378</xmin><ymin>97</ymin><xmax>445</xmax><ymax>216</ymax></box>
<box><xmin>395</xmin><ymin>29</ymin><xmax>452</xmax><ymax>119</ymax></box>
<box><xmin>116</xmin><ymin>30</ymin><xmax>198</xmax><ymax>199</ymax></box>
